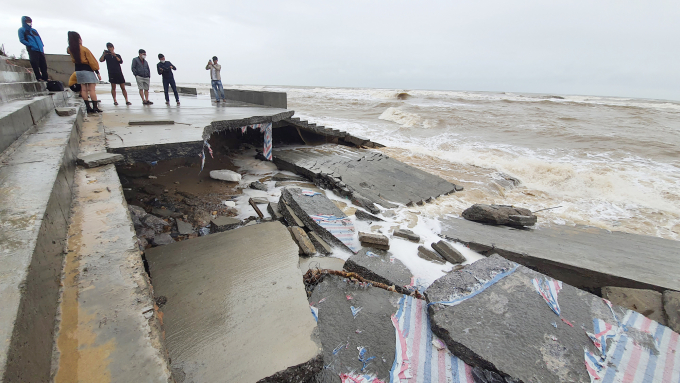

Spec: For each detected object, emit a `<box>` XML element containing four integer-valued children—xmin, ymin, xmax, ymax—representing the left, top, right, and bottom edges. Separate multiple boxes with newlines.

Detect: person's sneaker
<box><xmin>147</xmin><ymin>100</ymin><xmax>153</xmax><ymax>105</ymax></box>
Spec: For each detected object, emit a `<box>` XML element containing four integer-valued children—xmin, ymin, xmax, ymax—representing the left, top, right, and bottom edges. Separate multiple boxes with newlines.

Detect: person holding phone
<box><xmin>99</xmin><ymin>43</ymin><xmax>130</xmax><ymax>105</ymax></box>
<box><xmin>206</xmin><ymin>56</ymin><xmax>227</xmax><ymax>103</ymax></box>
<box><xmin>157</xmin><ymin>54</ymin><xmax>179</xmax><ymax>105</ymax></box>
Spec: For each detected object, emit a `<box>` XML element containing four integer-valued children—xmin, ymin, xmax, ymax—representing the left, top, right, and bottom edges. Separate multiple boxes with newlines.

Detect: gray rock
<box><xmin>272</xmin><ymin>173</ymin><xmax>306</xmax><ymax>182</ymax></box>
<box><xmin>602</xmin><ymin>287</ymin><xmax>667</xmax><ymax>325</ymax></box>
<box><xmin>128</xmin><ymin>205</ymin><xmax>147</xmax><ymax>220</ymax></box>
<box><xmin>417</xmin><ymin>245</ymin><xmax>445</xmax><ymax>264</ymax></box>
<box><xmin>288</xmin><ymin>226</ymin><xmax>316</xmax><ymax>255</ymax></box>
<box><xmin>344</xmin><ymin>248</ymin><xmax>413</xmax><ymax>292</ymax></box>
<box><xmin>355</xmin><ymin>210</ymin><xmax>383</xmax><ymax>222</ymax></box>
<box><xmin>55</xmin><ymin>107</ymin><xmax>76</xmax><ymax>116</ymax></box>
<box><xmin>358</xmin><ymin>232</ymin><xmax>389</xmax><ymax>246</ymax></box>
<box><xmin>151</xmin><ymin>233</ymin><xmax>175</xmax><ymax>246</ymax></box>
<box><xmin>152</xmin><ymin>207</ymin><xmax>183</xmax><ymax>219</ymax></box>
<box><xmin>176</xmin><ymin>219</ymin><xmax>194</xmax><ymax>235</ymax></box>
<box><xmin>431</xmin><ymin>240</ymin><xmax>465</xmax><ymax>264</ymax></box>
<box><xmin>663</xmin><ymin>290</ymin><xmax>680</xmax><ymax>333</ymax></box>
<box><xmin>210</xmin><ymin>217</ymin><xmax>241</xmax><ymax>233</ymax></box>
<box><xmin>142</xmin><ymin>214</ymin><xmax>170</xmax><ymax>233</ymax></box>
<box><xmin>393</xmin><ymin>229</ymin><xmax>419</xmax><ymax>242</ymax></box>
<box><xmin>462</xmin><ymin>204</ymin><xmax>537</xmax><ymax>227</ymax></box>
<box><xmin>251</xmin><ymin>197</ymin><xmax>269</xmax><ymax>205</ymax></box>
<box><xmin>454</xmin><ymin>184</ymin><xmax>464</xmax><ymax>192</ymax></box>
<box><xmin>137</xmin><ymin>236</ymin><xmax>148</xmax><ymax>251</ymax></box>
<box><xmin>250</xmin><ymin>181</ymin><xmax>268</xmax><ymax>191</ymax></box>
<box><xmin>210</xmin><ymin>169</ymin><xmax>242</xmax><ymax>182</ymax></box>
<box><xmin>77</xmin><ymin>152</ymin><xmax>124</xmax><ymax>168</ymax></box>
<box><xmin>267</xmin><ymin>202</ymin><xmax>283</xmax><ymax>220</ymax></box>
<box><xmin>279</xmin><ymin>199</ymin><xmax>305</xmax><ymax>228</ymax></box>
<box><xmin>137</xmin><ymin>227</ymin><xmax>155</xmax><ymax>239</ymax></box>
<box><xmin>308</xmin><ymin>231</ymin><xmax>332</xmax><ymax>255</ymax></box>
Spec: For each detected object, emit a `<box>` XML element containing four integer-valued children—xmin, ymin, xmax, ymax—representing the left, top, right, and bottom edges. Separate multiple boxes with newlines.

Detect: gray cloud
<box><xmin>2</xmin><ymin>0</ymin><xmax>679</xmax><ymax>100</ymax></box>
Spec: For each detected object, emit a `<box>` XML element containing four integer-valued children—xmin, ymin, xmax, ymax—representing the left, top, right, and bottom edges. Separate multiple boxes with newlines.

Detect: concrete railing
<box><xmin>210</xmin><ymin>88</ymin><xmax>287</xmax><ymax>109</ymax></box>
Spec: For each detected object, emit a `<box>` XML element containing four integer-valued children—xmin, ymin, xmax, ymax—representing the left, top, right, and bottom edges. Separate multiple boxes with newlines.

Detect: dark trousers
<box><xmin>27</xmin><ymin>50</ymin><xmax>48</xmax><ymax>81</ymax></box>
<box><xmin>162</xmin><ymin>77</ymin><xmax>179</xmax><ymax>102</ymax></box>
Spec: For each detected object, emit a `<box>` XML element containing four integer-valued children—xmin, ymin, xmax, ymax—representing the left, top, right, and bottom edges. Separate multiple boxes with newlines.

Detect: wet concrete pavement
<box><xmin>146</xmin><ymin>221</ymin><xmax>321</xmax><ymax>382</ymax></box>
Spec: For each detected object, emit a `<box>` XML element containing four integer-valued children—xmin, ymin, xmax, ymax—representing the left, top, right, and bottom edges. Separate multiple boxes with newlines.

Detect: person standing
<box><xmin>157</xmin><ymin>54</ymin><xmax>179</xmax><ymax>105</ymax></box>
<box><xmin>18</xmin><ymin>16</ymin><xmax>48</xmax><ymax>81</ymax></box>
<box><xmin>99</xmin><ymin>43</ymin><xmax>130</xmax><ymax>105</ymax></box>
<box><xmin>131</xmin><ymin>49</ymin><xmax>152</xmax><ymax>105</ymax></box>
<box><xmin>206</xmin><ymin>56</ymin><xmax>227</xmax><ymax>103</ymax></box>
<box><xmin>67</xmin><ymin>31</ymin><xmax>102</xmax><ymax>114</ymax></box>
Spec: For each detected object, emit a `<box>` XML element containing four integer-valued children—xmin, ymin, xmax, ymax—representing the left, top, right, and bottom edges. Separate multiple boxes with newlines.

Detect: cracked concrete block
<box><xmin>176</xmin><ymin>219</ymin><xmax>193</xmax><ymax>235</ymax></box>
<box><xmin>77</xmin><ymin>152</ymin><xmax>124</xmax><ymax>168</ymax></box>
<box><xmin>358</xmin><ymin>232</ymin><xmax>389</xmax><ymax>246</ymax></box>
<box><xmin>393</xmin><ymin>229</ymin><xmax>420</xmax><ymax>242</ymax></box>
<box><xmin>431</xmin><ymin>240</ymin><xmax>465</xmax><ymax>264</ymax></box>
<box><xmin>210</xmin><ymin>217</ymin><xmax>241</xmax><ymax>233</ymax></box>
<box><xmin>55</xmin><ymin>107</ymin><xmax>76</xmax><ymax>116</ymax></box>
<box><xmin>288</xmin><ymin>226</ymin><xmax>316</xmax><ymax>255</ymax></box>
<box><xmin>355</xmin><ymin>210</ymin><xmax>383</xmax><ymax>222</ymax></box>
<box><xmin>417</xmin><ymin>245</ymin><xmax>445</xmax><ymax>264</ymax></box>
<box><xmin>344</xmin><ymin>248</ymin><xmax>413</xmax><ymax>292</ymax></box>
<box><xmin>308</xmin><ymin>231</ymin><xmax>332</xmax><ymax>255</ymax></box>
<box><xmin>267</xmin><ymin>202</ymin><xmax>284</xmax><ymax>221</ymax></box>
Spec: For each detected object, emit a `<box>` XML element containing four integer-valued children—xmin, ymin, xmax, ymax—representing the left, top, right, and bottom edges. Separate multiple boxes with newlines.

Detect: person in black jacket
<box><xmin>99</xmin><ymin>43</ymin><xmax>130</xmax><ymax>105</ymax></box>
<box><xmin>157</xmin><ymin>54</ymin><xmax>179</xmax><ymax>105</ymax></box>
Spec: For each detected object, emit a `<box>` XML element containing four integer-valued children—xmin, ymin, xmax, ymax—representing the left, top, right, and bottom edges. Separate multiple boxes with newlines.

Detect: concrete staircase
<box><xmin>281</xmin><ymin>116</ymin><xmax>384</xmax><ymax>148</ymax></box>
<box><xmin>0</xmin><ymin>55</ymin><xmax>82</xmax><ymax>382</ymax></box>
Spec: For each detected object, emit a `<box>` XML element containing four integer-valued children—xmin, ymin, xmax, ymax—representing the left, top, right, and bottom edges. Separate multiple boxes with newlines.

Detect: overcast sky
<box><xmin>2</xmin><ymin>1</ymin><xmax>679</xmax><ymax>100</ymax></box>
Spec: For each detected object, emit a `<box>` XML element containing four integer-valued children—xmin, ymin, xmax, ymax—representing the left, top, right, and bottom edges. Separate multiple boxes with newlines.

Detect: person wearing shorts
<box><xmin>131</xmin><ymin>49</ymin><xmax>152</xmax><ymax>105</ymax></box>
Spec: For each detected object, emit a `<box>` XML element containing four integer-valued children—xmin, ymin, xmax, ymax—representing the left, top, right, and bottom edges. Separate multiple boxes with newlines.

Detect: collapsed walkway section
<box><xmin>145</xmin><ymin>221</ymin><xmax>321</xmax><ymax>382</ymax></box>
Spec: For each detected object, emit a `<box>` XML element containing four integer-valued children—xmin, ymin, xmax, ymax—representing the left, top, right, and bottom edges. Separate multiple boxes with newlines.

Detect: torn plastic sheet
<box><xmin>351</xmin><ymin>306</ymin><xmax>363</xmax><ymax>318</ymax></box>
<box><xmin>365</xmin><ymin>251</ymin><xmax>380</xmax><ymax>258</ymax></box>
<box><xmin>310</xmin><ymin>306</ymin><xmax>319</xmax><ymax>322</ymax></box>
<box><xmin>428</xmin><ymin>264</ymin><xmax>520</xmax><ymax>307</ymax></box>
<box><xmin>586</xmin><ymin>318</ymin><xmax>618</xmax><ymax>360</ymax></box>
<box><xmin>390</xmin><ymin>295</ymin><xmax>475</xmax><ymax>383</ymax></box>
<box><xmin>339</xmin><ymin>372</ymin><xmax>385</xmax><ymax>383</ymax></box>
<box><xmin>310</xmin><ymin>214</ymin><xmax>360</xmax><ymax>252</ymax></box>
<box><xmin>302</xmin><ymin>190</ymin><xmax>322</xmax><ymax>197</ymax></box>
<box><xmin>532</xmin><ymin>277</ymin><xmax>563</xmax><ymax>316</ymax></box>
<box><xmin>357</xmin><ymin>347</ymin><xmax>376</xmax><ymax>372</ymax></box>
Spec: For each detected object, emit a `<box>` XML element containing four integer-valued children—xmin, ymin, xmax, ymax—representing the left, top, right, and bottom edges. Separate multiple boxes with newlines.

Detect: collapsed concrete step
<box><xmin>278</xmin><ymin>117</ymin><xmax>385</xmax><ymax>148</ymax></box>
<box><xmin>280</xmin><ymin>187</ymin><xmax>360</xmax><ymax>252</ymax></box>
<box><xmin>425</xmin><ymin>254</ymin><xmax>680</xmax><ymax>382</ymax></box>
<box><xmin>0</xmin><ymin>101</ymin><xmax>82</xmax><ymax>381</ymax></box>
<box><xmin>146</xmin><ymin>221</ymin><xmax>321</xmax><ymax>382</ymax></box>
<box><xmin>273</xmin><ymin>145</ymin><xmax>459</xmax><ymax>212</ymax></box>
<box><xmin>440</xmin><ymin>217</ymin><xmax>680</xmax><ymax>293</ymax></box>
<box><xmin>310</xmin><ymin>275</ymin><xmax>475</xmax><ymax>382</ymax></box>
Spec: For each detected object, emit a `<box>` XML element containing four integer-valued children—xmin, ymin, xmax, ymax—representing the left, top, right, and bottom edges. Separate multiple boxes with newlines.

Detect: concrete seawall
<box><xmin>210</xmin><ymin>88</ymin><xmax>287</xmax><ymax>108</ymax></box>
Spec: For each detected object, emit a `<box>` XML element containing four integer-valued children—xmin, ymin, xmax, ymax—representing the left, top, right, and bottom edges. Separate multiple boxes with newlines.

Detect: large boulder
<box><xmin>461</xmin><ymin>204</ymin><xmax>537</xmax><ymax>227</ymax></box>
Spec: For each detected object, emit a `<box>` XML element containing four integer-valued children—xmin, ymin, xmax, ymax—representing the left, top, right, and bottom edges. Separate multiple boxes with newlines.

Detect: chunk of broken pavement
<box><xmin>393</xmin><ymin>228</ymin><xmax>420</xmax><ymax>242</ymax></box>
<box><xmin>602</xmin><ymin>286</ymin><xmax>667</xmax><ymax>325</ymax></box>
<box><xmin>210</xmin><ymin>216</ymin><xmax>241</xmax><ymax>233</ymax></box>
<box><xmin>279</xmin><ymin>199</ymin><xmax>305</xmax><ymax>227</ymax></box>
<box><xmin>344</xmin><ymin>248</ymin><xmax>413</xmax><ymax>292</ymax></box>
<box><xmin>55</xmin><ymin>107</ymin><xmax>76</xmax><ymax>116</ymax></box>
<box><xmin>77</xmin><ymin>152</ymin><xmax>124</xmax><ymax>168</ymax></box>
<box><xmin>176</xmin><ymin>219</ymin><xmax>193</xmax><ymax>235</ymax></box>
<box><xmin>288</xmin><ymin>226</ymin><xmax>316</xmax><ymax>255</ymax></box>
<box><xmin>128</xmin><ymin>204</ymin><xmax>147</xmax><ymax>219</ymax></box>
<box><xmin>272</xmin><ymin>173</ymin><xmax>306</xmax><ymax>182</ymax></box>
<box><xmin>355</xmin><ymin>210</ymin><xmax>383</xmax><ymax>222</ymax></box>
<box><xmin>663</xmin><ymin>290</ymin><xmax>680</xmax><ymax>333</ymax></box>
<box><xmin>151</xmin><ymin>233</ymin><xmax>174</xmax><ymax>246</ymax></box>
<box><xmin>210</xmin><ymin>169</ymin><xmax>242</xmax><ymax>182</ymax></box>
<box><xmin>358</xmin><ymin>232</ymin><xmax>389</xmax><ymax>246</ymax></box>
<box><xmin>308</xmin><ymin>231</ymin><xmax>332</xmax><ymax>255</ymax></box>
<box><xmin>431</xmin><ymin>240</ymin><xmax>465</xmax><ymax>264</ymax></box>
<box><xmin>251</xmin><ymin>197</ymin><xmax>269</xmax><ymax>205</ymax></box>
<box><xmin>461</xmin><ymin>204</ymin><xmax>537</xmax><ymax>227</ymax></box>
<box><xmin>267</xmin><ymin>202</ymin><xmax>283</xmax><ymax>221</ymax></box>
<box><xmin>417</xmin><ymin>245</ymin><xmax>445</xmax><ymax>264</ymax></box>
<box><xmin>151</xmin><ymin>207</ymin><xmax>182</xmax><ymax>219</ymax></box>
<box><xmin>142</xmin><ymin>214</ymin><xmax>170</xmax><ymax>233</ymax></box>
<box><xmin>250</xmin><ymin>181</ymin><xmax>268</xmax><ymax>191</ymax></box>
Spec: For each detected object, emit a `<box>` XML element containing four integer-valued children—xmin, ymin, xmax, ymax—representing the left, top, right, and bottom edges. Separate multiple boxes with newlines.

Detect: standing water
<box><xmin>175</xmin><ymin>83</ymin><xmax>680</xmax><ymax>240</ymax></box>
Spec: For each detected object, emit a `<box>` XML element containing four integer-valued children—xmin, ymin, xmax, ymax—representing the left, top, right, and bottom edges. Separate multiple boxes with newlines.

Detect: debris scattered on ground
<box><xmin>417</xmin><ymin>245</ymin><xmax>445</xmax><ymax>264</ymax></box>
<box><xmin>461</xmin><ymin>204</ymin><xmax>537</xmax><ymax>227</ymax></box>
<box><xmin>175</xmin><ymin>219</ymin><xmax>194</xmax><ymax>235</ymax></box>
<box><xmin>392</xmin><ymin>228</ymin><xmax>420</xmax><ymax>242</ymax></box>
<box><xmin>431</xmin><ymin>240</ymin><xmax>465</xmax><ymax>264</ymax></box>
<box><xmin>151</xmin><ymin>233</ymin><xmax>174</xmax><ymax>246</ymax></box>
<box><xmin>344</xmin><ymin>248</ymin><xmax>413</xmax><ymax>293</ymax></box>
<box><xmin>210</xmin><ymin>169</ymin><xmax>242</xmax><ymax>182</ymax></box>
<box><xmin>78</xmin><ymin>152</ymin><xmax>124</xmax><ymax>168</ymax></box>
<box><xmin>358</xmin><ymin>232</ymin><xmax>390</xmax><ymax>250</ymax></box>
<box><xmin>288</xmin><ymin>226</ymin><xmax>317</xmax><ymax>255</ymax></box>
<box><xmin>210</xmin><ymin>216</ymin><xmax>241</xmax><ymax>233</ymax></box>
<box><xmin>250</xmin><ymin>181</ymin><xmax>268</xmax><ymax>191</ymax></box>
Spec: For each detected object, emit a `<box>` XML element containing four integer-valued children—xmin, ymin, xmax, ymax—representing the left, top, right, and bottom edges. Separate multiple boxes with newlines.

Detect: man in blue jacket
<box><xmin>18</xmin><ymin>16</ymin><xmax>48</xmax><ymax>81</ymax></box>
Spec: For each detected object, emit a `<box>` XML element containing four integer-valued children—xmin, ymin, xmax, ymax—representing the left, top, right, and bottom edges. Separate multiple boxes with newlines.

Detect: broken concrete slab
<box><xmin>152</xmin><ymin>233</ymin><xmax>175</xmax><ymax>246</ymax></box>
<box><xmin>142</xmin><ymin>214</ymin><xmax>169</xmax><ymax>233</ymax></box>
<box><xmin>279</xmin><ymin>200</ymin><xmax>305</xmax><ymax>227</ymax></box>
<box><xmin>431</xmin><ymin>240</ymin><xmax>465</xmax><ymax>264</ymax></box>
<box><xmin>256</xmin><ymin>354</ymin><xmax>323</xmax><ymax>383</ymax></box>
<box><xmin>251</xmin><ymin>197</ymin><xmax>269</xmax><ymax>204</ymax></box>
<box><xmin>343</xmin><ymin>248</ymin><xmax>413</xmax><ymax>292</ymax></box>
<box><xmin>393</xmin><ymin>228</ymin><xmax>420</xmax><ymax>242</ymax></box>
<box><xmin>151</xmin><ymin>207</ymin><xmax>183</xmax><ymax>219</ymax></box>
<box><xmin>299</xmin><ymin>256</ymin><xmax>345</xmax><ymax>274</ymax></box>
<box><xmin>77</xmin><ymin>152</ymin><xmax>124</xmax><ymax>168</ymax></box>
<box><xmin>273</xmin><ymin>145</ymin><xmax>459</xmax><ymax>210</ymax></box>
<box><xmin>146</xmin><ymin>222</ymin><xmax>320</xmax><ymax>382</ymax></box>
<box><xmin>128</xmin><ymin>204</ymin><xmax>147</xmax><ymax>220</ymax></box>
<box><xmin>210</xmin><ymin>216</ymin><xmax>241</xmax><ymax>232</ymax></box>
<box><xmin>440</xmin><ymin>217</ymin><xmax>680</xmax><ymax>292</ymax></box>
<box><xmin>417</xmin><ymin>245</ymin><xmax>445</xmax><ymax>264</ymax></box>
<box><xmin>355</xmin><ymin>210</ymin><xmax>383</xmax><ymax>222</ymax></box>
<box><xmin>267</xmin><ymin>202</ymin><xmax>283</xmax><ymax>220</ymax></box>
<box><xmin>250</xmin><ymin>181</ymin><xmax>268</xmax><ymax>191</ymax></box>
<box><xmin>128</xmin><ymin>119</ymin><xmax>175</xmax><ymax>125</ymax></box>
<box><xmin>308</xmin><ymin>231</ymin><xmax>332</xmax><ymax>255</ymax></box>
<box><xmin>209</xmin><ymin>169</ymin><xmax>242</xmax><ymax>182</ymax></box>
<box><xmin>176</xmin><ymin>219</ymin><xmax>193</xmax><ymax>235</ymax></box>
<box><xmin>281</xmin><ymin>187</ymin><xmax>359</xmax><ymax>252</ymax></box>
<box><xmin>358</xmin><ymin>232</ymin><xmax>389</xmax><ymax>246</ymax></box>
<box><xmin>461</xmin><ymin>204</ymin><xmax>537</xmax><ymax>227</ymax></box>
<box><xmin>663</xmin><ymin>290</ymin><xmax>680</xmax><ymax>333</ymax></box>
<box><xmin>425</xmin><ymin>254</ymin><xmax>680</xmax><ymax>383</ymax></box>
<box><xmin>289</xmin><ymin>226</ymin><xmax>317</xmax><ymax>255</ymax></box>
<box><xmin>602</xmin><ymin>286</ymin><xmax>667</xmax><ymax>325</ymax></box>
<box><xmin>272</xmin><ymin>172</ymin><xmax>306</xmax><ymax>182</ymax></box>
<box><xmin>55</xmin><ymin>107</ymin><xmax>76</xmax><ymax>116</ymax></box>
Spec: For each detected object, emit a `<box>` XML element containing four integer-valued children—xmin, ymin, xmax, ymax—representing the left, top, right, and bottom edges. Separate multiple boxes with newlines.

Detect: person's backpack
<box><xmin>47</xmin><ymin>81</ymin><xmax>65</xmax><ymax>92</ymax></box>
